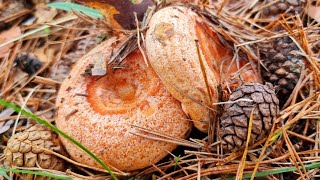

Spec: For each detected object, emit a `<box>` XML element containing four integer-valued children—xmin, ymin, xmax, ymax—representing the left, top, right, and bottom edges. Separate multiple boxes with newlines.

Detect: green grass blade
<box><xmin>0</xmin><ymin>168</ymin><xmax>70</xmax><ymax>180</ymax></box>
<box><xmin>48</xmin><ymin>2</ymin><xmax>103</xmax><ymax>19</ymax></box>
<box><xmin>174</xmin><ymin>155</ymin><xmax>181</xmax><ymax>171</ymax></box>
<box><xmin>225</xmin><ymin>162</ymin><xmax>320</xmax><ymax>179</ymax></box>
<box><xmin>0</xmin><ymin>99</ymin><xmax>118</xmax><ymax>180</ymax></box>
<box><xmin>0</xmin><ymin>169</ymin><xmax>12</xmax><ymax>180</ymax></box>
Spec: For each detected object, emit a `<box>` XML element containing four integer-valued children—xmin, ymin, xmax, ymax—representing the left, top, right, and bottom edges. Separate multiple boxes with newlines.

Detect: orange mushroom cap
<box><xmin>55</xmin><ymin>37</ymin><xmax>192</xmax><ymax>171</ymax></box>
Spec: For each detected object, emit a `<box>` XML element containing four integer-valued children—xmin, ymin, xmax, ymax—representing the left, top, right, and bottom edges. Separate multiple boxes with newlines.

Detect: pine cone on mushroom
<box><xmin>260</xmin><ymin>36</ymin><xmax>304</xmax><ymax>106</ymax></box>
<box><xmin>220</xmin><ymin>83</ymin><xmax>279</xmax><ymax>152</ymax></box>
<box><xmin>4</xmin><ymin>124</ymin><xmax>65</xmax><ymax>179</ymax></box>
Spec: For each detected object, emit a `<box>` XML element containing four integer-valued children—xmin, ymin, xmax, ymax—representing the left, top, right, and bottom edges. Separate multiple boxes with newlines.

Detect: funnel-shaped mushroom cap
<box><xmin>145</xmin><ymin>6</ymin><xmax>260</xmax><ymax>132</ymax></box>
<box><xmin>146</xmin><ymin>6</ymin><xmax>220</xmax><ymax>132</ymax></box>
<box><xmin>55</xmin><ymin>37</ymin><xmax>191</xmax><ymax>171</ymax></box>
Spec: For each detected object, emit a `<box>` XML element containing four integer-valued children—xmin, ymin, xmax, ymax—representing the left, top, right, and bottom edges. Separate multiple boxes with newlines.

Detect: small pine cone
<box><xmin>260</xmin><ymin>36</ymin><xmax>304</xmax><ymax>106</ymax></box>
<box><xmin>262</xmin><ymin>0</ymin><xmax>306</xmax><ymax>19</ymax></box>
<box><xmin>220</xmin><ymin>83</ymin><xmax>279</xmax><ymax>152</ymax></box>
<box><xmin>5</xmin><ymin>124</ymin><xmax>65</xmax><ymax>179</ymax></box>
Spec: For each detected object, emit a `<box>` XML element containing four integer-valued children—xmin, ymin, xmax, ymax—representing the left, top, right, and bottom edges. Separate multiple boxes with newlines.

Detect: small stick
<box><xmin>134</xmin><ymin>12</ymin><xmax>149</xmax><ymax>67</ymax></box>
<box><xmin>287</xmin><ymin>130</ymin><xmax>315</xmax><ymax>143</ymax></box>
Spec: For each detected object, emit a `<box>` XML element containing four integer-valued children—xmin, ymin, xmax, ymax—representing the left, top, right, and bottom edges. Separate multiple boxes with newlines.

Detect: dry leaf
<box><xmin>0</xmin><ymin>26</ymin><xmax>21</xmax><ymax>58</ymax></box>
<box><xmin>306</xmin><ymin>5</ymin><xmax>320</xmax><ymax>23</ymax></box>
<box><xmin>0</xmin><ymin>108</ymin><xmax>15</xmax><ymax>134</ymax></box>
<box><xmin>0</xmin><ymin>120</ymin><xmax>14</xmax><ymax>135</ymax></box>
<box><xmin>77</xmin><ymin>0</ymin><xmax>154</xmax><ymax>29</ymax></box>
<box><xmin>91</xmin><ymin>54</ymin><xmax>107</xmax><ymax>76</ymax></box>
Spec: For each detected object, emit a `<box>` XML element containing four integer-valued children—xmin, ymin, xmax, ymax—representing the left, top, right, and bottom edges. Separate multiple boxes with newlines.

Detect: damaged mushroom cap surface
<box><xmin>145</xmin><ymin>6</ymin><xmax>260</xmax><ymax>132</ymax></box>
<box><xmin>55</xmin><ymin>37</ymin><xmax>192</xmax><ymax>171</ymax></box>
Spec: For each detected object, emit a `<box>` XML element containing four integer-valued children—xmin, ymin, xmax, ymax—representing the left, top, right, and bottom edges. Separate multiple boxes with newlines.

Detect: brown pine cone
<box><xmin>262</xmin><ymin>0</ymin><xmax>306</xmax><ymax>19</ymax></box>
<box><xmin>260</xmin><ymin>36</ymin><xmax>304</xmax><ymax>106</ymax></box>
<box><xmin>5</xmin><ymin>124</ymin><xmax>65</xmax><ymax>179</ymax></box>
<box><xmin>220</xmin><ymin>83</ymin><xmax>279</xmax><ymax>152</ymax></box>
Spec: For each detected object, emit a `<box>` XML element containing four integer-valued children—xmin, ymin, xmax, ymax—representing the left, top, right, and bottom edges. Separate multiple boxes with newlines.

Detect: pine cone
<box><xmin>5</xmin><ymin>124</ymin><xmax>65</xmax><ymax>179</ymax></box>
<box><xmin>260</xmin><ymin>36</ymin><xmax>304</xmax><ymax>106</ymax></box>
<box><xmin>220</xmin><ymin>83</ymin><xmax>279</xmax><ymax>152</ymax></box>
<box><xmin>262</xmin><ymin>0</ymin><xmax>306</xmax><ymax>19</ymax></box>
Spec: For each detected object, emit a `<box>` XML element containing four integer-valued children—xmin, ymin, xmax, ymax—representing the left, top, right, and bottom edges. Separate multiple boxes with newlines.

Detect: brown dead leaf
<box><xmin>0</xmin><ymin>26</ymin><xmax>21</xmax><ymax>58</ymax></box>
<box><xmin>306</xmin><ymin>5</ymin><xmax>320</xmax><ymax>23</ymax></box>
<box><xmin>0</xmin><ymin>108</ymin><xmax>15</xmax><ymax>134</ymax></box>
<box><xmin>91</xmin><ymin>54</ymin><xmax>107</xmax><ymax>76</ymax></box>
<box><xmin>77</xmin><ymin>0</ymin><xmax>154</xmax><ymax>29</ymax></box>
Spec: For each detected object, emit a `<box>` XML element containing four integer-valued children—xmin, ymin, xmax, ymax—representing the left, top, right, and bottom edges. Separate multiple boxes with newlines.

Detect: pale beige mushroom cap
<box><xmin>55</xmin><ymin>37</ymin><xmax>192</xmax><ymax>171</ymax></box>
<box><xmin>145</xmin><ymin>6</ymin><xmax>261</xmax><ymax>132</ymax></box>
<box><xmin>146</xmin><ymin>6</ymin><xmax>220</xmax><ymax>132</ymax></box>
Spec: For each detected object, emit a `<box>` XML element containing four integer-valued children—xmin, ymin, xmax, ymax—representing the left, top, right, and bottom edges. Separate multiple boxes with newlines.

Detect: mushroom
<box><xmin>55</xmin><ymin>36</ymin><xmax>192</xmax><ymax>171</ymax></box>
<box><xmin>145</xmin><ymin>6</ymin><xmax>260</xmax><ymax>132</ymax></box>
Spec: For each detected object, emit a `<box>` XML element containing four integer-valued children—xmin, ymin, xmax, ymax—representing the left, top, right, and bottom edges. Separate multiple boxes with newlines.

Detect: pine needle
<box><xmin>235</xmin><ymin>109</ymin><xmax>254</xmax><ymax>180</ymax></box>
<box><xmin>195</xmin><ymin>39</ymin><xmax>215</xmax><ymax>145</ymax></box>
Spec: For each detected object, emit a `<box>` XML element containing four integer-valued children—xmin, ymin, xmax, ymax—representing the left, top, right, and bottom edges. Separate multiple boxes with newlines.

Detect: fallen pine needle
<box><xmin>235</xmin><ymin>109</ymin><xmax>254</xmax><ymax>180</ymax></box>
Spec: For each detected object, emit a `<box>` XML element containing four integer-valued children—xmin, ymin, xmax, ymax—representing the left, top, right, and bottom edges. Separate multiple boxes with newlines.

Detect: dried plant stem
<box><xmin>235</xmin><ymin>110</ymin><xmax>254</xmax><ymax>180</ymax></box>
<box><xmin>134</xmin><ymin>12</ymin><xmax>148</xmax><ymax>67</ymax></box>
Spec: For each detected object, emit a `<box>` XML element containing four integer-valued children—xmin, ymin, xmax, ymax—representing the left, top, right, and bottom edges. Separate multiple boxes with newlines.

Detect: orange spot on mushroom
<box><xmin>86</xmin><ymin>51</ymin><xmax>161</xmax><ymax>115</ymax></box>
